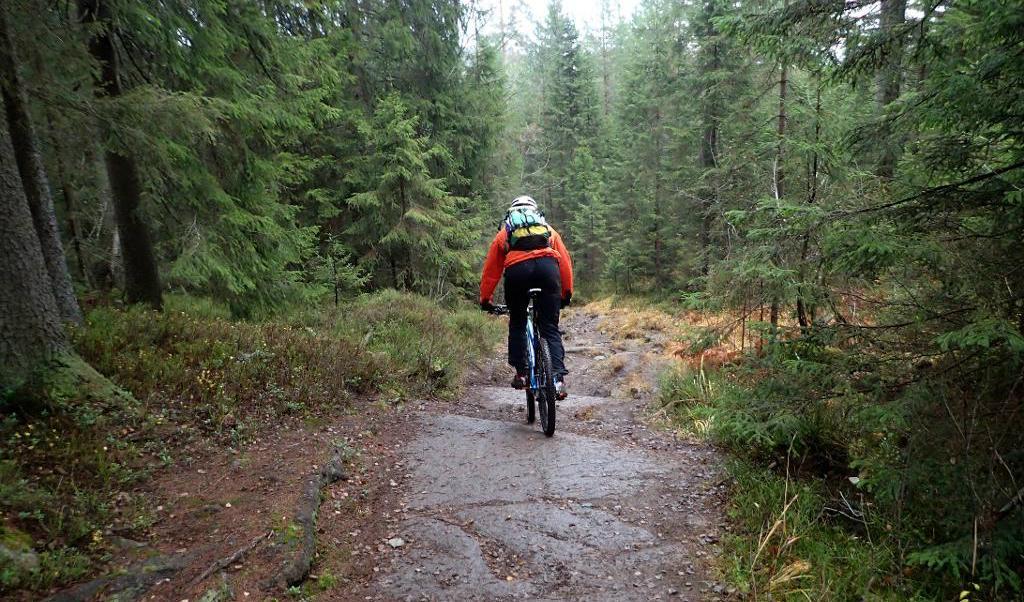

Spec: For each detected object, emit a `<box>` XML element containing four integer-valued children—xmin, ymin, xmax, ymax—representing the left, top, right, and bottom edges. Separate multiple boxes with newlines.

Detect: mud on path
<box><xmin>362</xmin><ymin>306</ymin><xmax>729</xmax><ymax>601</ymax></box>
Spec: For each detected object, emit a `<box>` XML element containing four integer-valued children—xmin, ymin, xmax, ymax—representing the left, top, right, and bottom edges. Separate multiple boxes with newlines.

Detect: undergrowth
<box><xmin>319</xmin><ymin>289</ymin><xmax>501</xmax><ymax>399</ymax></box>
<box><xmin>0</xmin><ymin>290</ymin><xmax>500</xmax><ymax>594</ymax></box>
<box><xmin>660</xmin><ymin>331</ymin><xmax>1023</xmax><ymax>601</ymax></box>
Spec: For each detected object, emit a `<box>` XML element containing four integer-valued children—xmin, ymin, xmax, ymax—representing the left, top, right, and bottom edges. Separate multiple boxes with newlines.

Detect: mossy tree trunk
<box><xmin>0</xmin><ymin>5</ymin><xmax>82</xmax><ymax>324</ymax></box>
<box><xmin>0</xmin><ymin>100</ymin><xmax>68</xmax><ymax>390</ymax></box>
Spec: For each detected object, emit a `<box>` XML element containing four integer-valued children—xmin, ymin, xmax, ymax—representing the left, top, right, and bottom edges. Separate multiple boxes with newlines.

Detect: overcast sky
<box><xmin>476</xmin><ymin>0</ymin><xmax>642</xmax><ymax>36</ymax></box>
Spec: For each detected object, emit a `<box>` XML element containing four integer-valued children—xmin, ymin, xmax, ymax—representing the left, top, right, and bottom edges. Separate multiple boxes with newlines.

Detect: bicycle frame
<box><xmin>525</xmin><ymin>293</ymin><xmax>539</xmax><ymax>390</ymax></box>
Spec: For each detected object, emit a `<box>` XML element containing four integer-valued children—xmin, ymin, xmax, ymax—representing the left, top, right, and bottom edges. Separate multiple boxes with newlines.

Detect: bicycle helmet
<box><xmin>508</xmin><ymin>195</ymin><xmax>538</xmax><ymax>212</ymax></box>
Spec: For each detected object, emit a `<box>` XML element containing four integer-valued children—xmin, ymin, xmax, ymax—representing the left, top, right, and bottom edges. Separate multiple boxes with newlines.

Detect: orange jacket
<box><xmin>479</xmin><ymin>227</ymin><xmax>573</xmax><ymax>303</ymax></box>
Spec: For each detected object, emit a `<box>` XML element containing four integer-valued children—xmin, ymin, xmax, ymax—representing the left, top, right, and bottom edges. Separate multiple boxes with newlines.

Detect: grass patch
<box><xmin>720</xmin><ymin>460</ymin><xmax>917</xmax><ymax>601</ymax></box>
<box><xmin>659</xmin><ymin>355</ymin><xmax>1023</xmax><ymax>601</ymax></box>
<box><xmin>587</xmin><ymin>296</ymin><xmax>678</xmax><ymax>339</ymax></box>
<box><xmin>321</xmin><ymin>290</ymin><xmax>502</xmax><ymax>399</ymax></box>
<box><xmin>659</xmin><ymin>365</ymin><xmax>923</xmax><ymax>600</ymax></box>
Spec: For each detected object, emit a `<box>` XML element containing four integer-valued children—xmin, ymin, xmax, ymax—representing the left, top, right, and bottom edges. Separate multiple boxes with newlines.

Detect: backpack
<box><xmin>504</xmin><ymin>206</ymin><xmax>552</xmax><ymax>251</ymax></box>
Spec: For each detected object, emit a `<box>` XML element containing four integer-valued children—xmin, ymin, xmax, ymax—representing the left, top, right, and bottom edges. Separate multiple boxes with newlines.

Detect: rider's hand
<box><xmin>560</xmin><ymin>292</ymin><xmax>572</xmax><ymax>309</ymax></box>
<box><xmin>480</xmin><ymin>300</ymin><xmax>495</xmax><ymax>313</ymax></box>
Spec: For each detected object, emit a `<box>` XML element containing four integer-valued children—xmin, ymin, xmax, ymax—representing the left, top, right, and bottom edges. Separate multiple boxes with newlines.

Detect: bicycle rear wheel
<box><xmin>536</xmin><ymin>337</ymin><xmax>556</xmax><ymax>437</ymax></box>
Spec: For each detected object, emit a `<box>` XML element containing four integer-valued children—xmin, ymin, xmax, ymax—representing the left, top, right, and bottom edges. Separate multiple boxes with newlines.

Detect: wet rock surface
<box><xmin>367</xmin><ymin>309</ymin><xmax>727</xmax><ymax>601</ymax></box>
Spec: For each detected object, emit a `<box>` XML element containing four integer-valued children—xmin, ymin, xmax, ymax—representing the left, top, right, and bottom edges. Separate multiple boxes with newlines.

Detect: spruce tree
<box><xmin>345</xmin><ymin>93</ymin><xmax>476</xmax><ymax>294</ymax></box>
<box><xmin>528</xmin><ymin>1</ymin><xmax>601</xmax><ymax>225</ymax></box>
<box><xmin>566</xmin><ymin>145</ymin><xmax>607</xmax><ymax>285</ymax></box>
<box><xmin>78</xmin><ymin>0</ymin><xmax>163</xmax><ymax>310</ymax></box>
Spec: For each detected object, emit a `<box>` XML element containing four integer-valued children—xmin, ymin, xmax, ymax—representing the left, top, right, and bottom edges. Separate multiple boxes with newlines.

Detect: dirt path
<box><xmin>361</xmin><ymin>307</ymin><xmax>728</xmax><ymax>601</ymax></box>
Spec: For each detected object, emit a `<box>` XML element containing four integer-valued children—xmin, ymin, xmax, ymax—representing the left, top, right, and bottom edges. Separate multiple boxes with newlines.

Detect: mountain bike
<box><xmin>487</xmin><ymin>288</ymin><xmax>557</xmax><ymax>437</ymax></box>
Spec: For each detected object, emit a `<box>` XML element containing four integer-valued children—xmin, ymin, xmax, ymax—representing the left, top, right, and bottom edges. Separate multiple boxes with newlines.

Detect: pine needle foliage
<box><xmin>345</xmin><ymin>93</ymin><xmax>481</xmax><ymax>295</ymax></box>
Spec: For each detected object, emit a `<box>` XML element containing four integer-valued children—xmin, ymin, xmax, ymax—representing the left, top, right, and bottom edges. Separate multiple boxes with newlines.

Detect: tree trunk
<box><xmin>84</xmin><ymin>141</ymin><xmax>122</xmax><ymax>290</ymax></box>
<box><xmin>331</xmin><ymin>251</ymin><xmax>340</xmax><ymax>306</ymax></box>
<box><xmin>599</xmin><ymin>0</ymin><xmax>613</xmax><ymax>118</ymax></box>
<box><xmin>698</xmin><ymin>118</ymin><xmax>717</xmax><ymax>277</ymax></box>
<box><xmin>875</xmin><ymin>0</ymin><xmax>906</xmax><ymax>179</ymax></box>
<box><xmin>741</xmin><ymin>296</ymin><xmax>747</xmax><ymax>352</ymax></box>
<box><xmin>796</xmin><ymin>80</ymin><xmax>822</xmax><ymax>330</ymax></box>
<box><xmin>0</xmin><ymin>102</ymin><xmax>68</xmax><ymax>389</ymax></box>
<box><xmin>652</xmin><ymin>108</ymin><xmax>663</xmax><ymax>284</ymax></box>
<box><xmin>0</xmin><ymin>6</ymin><xmax>82</xmax><ymax>324</ymax></box>
<box><xmin>697</xmin><ymin>0</ymin><xmax>721</xmax><ymax>277</ymax></box>
<box><xmin>770</xmin><ymin>60</ymin><xmax>788</xmax><ymax>330</ymax></box>
<box><xmin>44</xmin><ymin>114</ymin><xmax>90</xmax><ymax>287</ymax></box>
<box><xmin>795</xmin><ymin>247</ymin><xmax>810</xmax><ymax>329</ymax></box>
<box><xmin>398</xmin><ymin>178</ymin><xmax>413</xmax><ymax>290</ymax></box>
<box><xmin>78</xmin><ymin>0</ymin><xmax>163</xmax><ymax>309</ymax></box>
<box><xmin>756</xmin><ymin>280</ymin><xmax>765</xmax><ymax>355</ymax></box>
<box><xmin>587</xmin><ymin>208</ymin><xmax>596</xmax><ymax>277</ymax></box>
<box><xmin>775</xmin><ymin>63</ymin><xmax>788</xmax><ymax>202</ymax></box>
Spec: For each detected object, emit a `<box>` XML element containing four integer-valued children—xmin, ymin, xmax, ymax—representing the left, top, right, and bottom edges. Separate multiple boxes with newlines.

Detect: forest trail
<box><xmin>41</xmin><ymin>305</ymin><xmax>728</xmax><ymax>602</ymax></box>
<box><xmin>365</xmin><ymin>307</ymin><xmax>729</xmax><ymax>601</ymax></box>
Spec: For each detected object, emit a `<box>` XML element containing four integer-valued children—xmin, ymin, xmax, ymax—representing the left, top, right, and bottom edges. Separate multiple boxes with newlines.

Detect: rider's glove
<box><xmin>480</xmin><ymin>300</ymin><xmax>495</xmax><ymax>313</ymax></box>
<box><xmin>560</xmin><ymin>292</ymin><xmax>572</xmax><ymax>309</ymax></box>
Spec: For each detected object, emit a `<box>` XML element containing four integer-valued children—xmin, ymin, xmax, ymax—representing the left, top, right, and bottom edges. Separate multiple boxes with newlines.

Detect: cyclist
<box><xmin>480</xmin><ymin>196</ymin><xmax>573</xmax><ymax>399</ymax></box>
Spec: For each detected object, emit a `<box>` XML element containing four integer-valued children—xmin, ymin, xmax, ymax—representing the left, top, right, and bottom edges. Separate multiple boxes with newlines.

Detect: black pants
<box><xmin>504</xmin><ymin>257</ymin><xmax>567</xmax><ymax>377</ymax></box>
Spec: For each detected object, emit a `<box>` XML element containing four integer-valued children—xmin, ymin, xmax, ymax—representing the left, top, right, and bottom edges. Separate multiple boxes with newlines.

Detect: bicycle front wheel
<box><xmin>536</xmin><ymin>338</ymin><xmax>556</xmax><ymax>437</ymax></box>
<box><xmin>525</xmin><ymin>389</ymin><xmax>536</xmax><ymax>424</ymax></box>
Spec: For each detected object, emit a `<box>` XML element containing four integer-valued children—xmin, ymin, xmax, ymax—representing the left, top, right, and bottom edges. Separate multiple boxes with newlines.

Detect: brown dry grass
<box><xmin>586</xmin><ymin>297</ymin><xmax>751</xmax><ymax>370</ymax></box>
<box><xmin>606</xmin><ymin>354</ymin><xmax>628</xmax><ymax>374</ymax></box>
<box><xmin>588</xmin><ymin>298</ymin><xmax>677</xmax><ymax>340</ymax></box>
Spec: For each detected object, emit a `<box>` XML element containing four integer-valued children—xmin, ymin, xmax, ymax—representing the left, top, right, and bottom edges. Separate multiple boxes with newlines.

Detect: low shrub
<box><xmin>1</xmin><ymin>361</ymin><xmax>146</xmax><ymax>593</ymax></box>
<box><xmin>73</xmin><ymin>304</ymin><xmax>381</xmax><ymax>437</ymax></box>
<box><xmin>319</xmin><ymin>289</ymin><xmax>503</xmax><ymax>398</ymax></box>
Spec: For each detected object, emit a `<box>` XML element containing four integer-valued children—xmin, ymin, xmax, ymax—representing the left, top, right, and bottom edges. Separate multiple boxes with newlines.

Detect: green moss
<box><xmin>0</xmin><ymin>525</ymin><xmax>33</xmax><ymax>551</ymax></box>
<box><xmin>44</xmin><ymin>353</ymin><xmax>136</xmax><ymax>408</ymax></box>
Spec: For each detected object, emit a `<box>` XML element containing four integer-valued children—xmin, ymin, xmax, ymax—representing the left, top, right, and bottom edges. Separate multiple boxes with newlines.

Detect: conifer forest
<box><xmin>1</xmin><ymin>0</ymin><xmax>1022</xmax><ymax>600</ymax></box>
